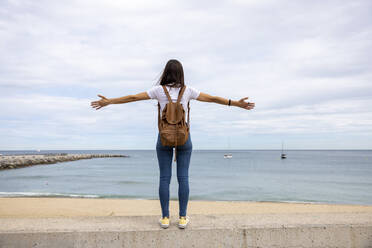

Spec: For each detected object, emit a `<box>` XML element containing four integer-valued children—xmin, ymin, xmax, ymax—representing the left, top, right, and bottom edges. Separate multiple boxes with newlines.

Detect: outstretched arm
<box><xmin>91</xmin><ymin>92</ymin><xmax>151</xmax><ymax>110</ymax></box>
<box><xmin>196</xmin><ymin>92</ymin><xmax>255</xmax><ymax>110</ymax></box>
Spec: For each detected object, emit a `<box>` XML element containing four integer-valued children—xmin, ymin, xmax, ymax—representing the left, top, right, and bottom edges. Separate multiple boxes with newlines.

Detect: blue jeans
<box><xmin>156</xmin><ymin>132</ymin><xmax>192</xmax><ymax>218</ymax></box>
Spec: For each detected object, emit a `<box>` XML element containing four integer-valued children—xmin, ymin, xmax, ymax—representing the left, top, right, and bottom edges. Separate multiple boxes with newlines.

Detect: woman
<box><xmin>90</xmin><ymin>59</ymin><xmax>255</xmax><ymax>229</ymax></box>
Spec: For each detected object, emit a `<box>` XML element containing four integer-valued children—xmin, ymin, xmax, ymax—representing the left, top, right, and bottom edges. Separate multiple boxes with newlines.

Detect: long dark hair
<box><xmin>157</xmin><ymin>59</ymin><xmax>184</xmax><ymax>88</ymax></box>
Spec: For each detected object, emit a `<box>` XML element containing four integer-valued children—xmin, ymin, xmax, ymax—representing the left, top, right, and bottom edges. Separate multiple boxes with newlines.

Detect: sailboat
<box><xmin>281</xmin><ymin>142</ymin><xmax>287</xmax><ymax>159</ymax></box>
<box><xmin>224</xmin><ymin>154</ymin><xmax>232</xmax><ymax>159</ymax></box>
<box><xmin>224</xmin><ymin>137</ymin><xmax>232</xmax><ymax>159</ymax></box>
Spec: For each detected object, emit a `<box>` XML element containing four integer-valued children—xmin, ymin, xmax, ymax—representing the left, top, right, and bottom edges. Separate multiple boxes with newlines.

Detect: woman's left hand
<box><xmin>238</xmin><ymin>97</ymin><xmax>255</xmax><ymax>110</ymax></box>
<box><xmin>91</xmin><ymin>94</ymin><xmax>111</xmax><ymax>110</ymax></box>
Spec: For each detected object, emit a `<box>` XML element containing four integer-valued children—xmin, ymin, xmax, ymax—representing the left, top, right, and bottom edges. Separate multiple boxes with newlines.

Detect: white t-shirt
<box><xmin>146</xmin><ymin>85</ymin><xmax>200</xmax><ymax>121</ymax></box>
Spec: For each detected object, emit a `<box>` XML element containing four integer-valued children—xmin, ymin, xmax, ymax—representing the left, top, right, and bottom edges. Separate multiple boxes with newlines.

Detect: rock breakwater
<box><xmin>0</xmin><ymin>154</ymin><xmax>128</xmax><ymax>170</ymax></box>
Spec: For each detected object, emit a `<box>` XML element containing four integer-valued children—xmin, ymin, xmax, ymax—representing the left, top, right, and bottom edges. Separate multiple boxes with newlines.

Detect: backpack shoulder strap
<box><xmin>157</xmin><ymin>102</ymin><xmax>161</xmax><ymax>126</ymax></box>
<box><xmin>187</xmin><ymin>101</ymin><xmax>190</xmax><ymax>126</ymax></box>
<box><xmin>176</xmin><ymin>86</ymin><xmax>186</xmax><ymax>104</ymax></box>
<box><xmin>161</xmin><ymin>85</ymin><xmax>172</xmax><ymax>103</ymax></box>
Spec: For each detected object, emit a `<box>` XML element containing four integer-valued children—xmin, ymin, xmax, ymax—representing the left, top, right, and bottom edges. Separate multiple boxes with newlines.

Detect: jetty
<box><xmin>0</xmin><ymin>154</ymin><xmax>128</xmax><ymax>170</ymax></box>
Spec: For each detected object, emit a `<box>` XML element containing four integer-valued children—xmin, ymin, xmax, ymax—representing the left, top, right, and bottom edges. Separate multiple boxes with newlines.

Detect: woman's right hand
<box><xmin>237</xmin><ymin>97</ymin><xmax>255</xmax><ymax>110</ymax></box>
<box><xmin>90</xmin><ymin>94</ymin><xmax>111</xmax><ymax>110</ymax></box>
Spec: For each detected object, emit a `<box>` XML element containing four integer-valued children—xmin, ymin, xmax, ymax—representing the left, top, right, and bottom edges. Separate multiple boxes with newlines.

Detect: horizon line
<box><xmin>1</xmin><ymin>149</ymin><xmax>371</xmax><ymax>151</ymax></box>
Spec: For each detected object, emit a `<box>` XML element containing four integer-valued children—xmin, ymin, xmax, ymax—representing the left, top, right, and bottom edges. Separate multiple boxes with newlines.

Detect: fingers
<box><xmin>91</xmin><ymin>95</ymin><xmax>108</xmax><ymax>110</ymax></box>
<box><xmin>92</xmin><ymin>105</ymin><xmax>102</xmax><ymax>110</ymax></box>
<box><xmin>90</xmin><ymin>100</ymin><xmax>104</xmax><ymax>110</ymax></box>
<box><xmin>90</xmin><ymin>102</ymin><xmax>100</xmax><ymax>107</ymax></box>
<box><xmin>90</xmin><ymin>104</ymin><xmax>99</xmax><ymax>109</ymax></box>
<box><xmin>240</xmin><ymin>97</ymin><xmax>249</xmax><ymax>102</ymax></box>
<box><xmin>98</xmin><ymin>94</ymin><xmax>108</xmax><ymax>100</ymax></box>
<box><xmin>243</xmin><ymin>102</ymin><xmax>255</xmax><ymax>110</ymax></box>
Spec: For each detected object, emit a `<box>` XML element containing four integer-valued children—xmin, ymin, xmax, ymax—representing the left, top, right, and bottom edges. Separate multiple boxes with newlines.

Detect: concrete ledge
<box><xmin>1</xmin><ymin>214</ymin><xmax>372</xmax><ymax>248</ymax></box>
<box><xmin>1</xmin><ymin>224</ymin><xmax>371</xmax><ymax>248</ymax></box>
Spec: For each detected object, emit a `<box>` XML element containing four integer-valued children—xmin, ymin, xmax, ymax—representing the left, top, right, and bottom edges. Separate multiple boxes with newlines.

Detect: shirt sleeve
<box><xmin>188</xmin><ymin>86</ymin><xmax>201</xmax><ymax>100</ymax></box>
<box><xmin>146</xmin><ymin>86</ymin><xmax>159</xmax><ymax>100</ymax></box>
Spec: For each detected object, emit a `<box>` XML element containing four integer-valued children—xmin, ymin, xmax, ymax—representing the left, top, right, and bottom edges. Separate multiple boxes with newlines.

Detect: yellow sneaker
<box><xmin>159</xmin><ymin>216</ymin><xmax>170</xmax><ymax>229</ymax></box>
<box><xmin>178</xmin><ymin>216</ymin><xmax>189</xmax><ymax>229</ymax></box>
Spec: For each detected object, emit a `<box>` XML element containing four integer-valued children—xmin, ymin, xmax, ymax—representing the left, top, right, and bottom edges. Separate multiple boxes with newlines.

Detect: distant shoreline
<box><xmin>1</xmin><ymin>149</ymin><xmax>372</xmax><ymax>152</ymax></box>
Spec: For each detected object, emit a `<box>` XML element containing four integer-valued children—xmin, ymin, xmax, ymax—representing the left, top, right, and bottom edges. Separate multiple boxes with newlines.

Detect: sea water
<box><xmin>0</xmin><ymin>150</ymin><xmax>371</xmax><ymax>205</ymax></box>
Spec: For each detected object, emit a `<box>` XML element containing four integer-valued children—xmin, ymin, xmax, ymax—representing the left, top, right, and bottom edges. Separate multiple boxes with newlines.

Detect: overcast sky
<box><xmin>1</xmin><ymin>0</ymin><xmax>371</xmax><ymax>150</ymax></box>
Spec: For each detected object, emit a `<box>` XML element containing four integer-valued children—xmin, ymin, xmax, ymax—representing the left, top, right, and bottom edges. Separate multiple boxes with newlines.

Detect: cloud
<box><xmin>0</xmin><ymin>0</ymin><xmax>371</xmax><ymax>149</ymax></box>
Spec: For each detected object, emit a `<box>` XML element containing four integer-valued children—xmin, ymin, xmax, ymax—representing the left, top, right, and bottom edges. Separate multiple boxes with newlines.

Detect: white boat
<box><xmin>224</xmin><ymin>154</ymin><xmax>232</xmax><ymax>159</ymax></box>
<box><xmin>224</xmin><ymin>137</ymin><xmax>232</xmax><ymax>159</ymax></box>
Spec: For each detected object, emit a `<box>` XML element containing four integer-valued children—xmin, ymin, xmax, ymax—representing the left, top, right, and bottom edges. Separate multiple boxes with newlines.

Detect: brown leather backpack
<box><xmin>157</xmin><ymin>85</ymin><xmax>190</xmax><ymax>162</ymax></box>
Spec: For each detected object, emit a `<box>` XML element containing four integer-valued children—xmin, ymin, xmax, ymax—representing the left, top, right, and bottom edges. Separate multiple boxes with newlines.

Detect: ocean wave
<box><xmin>8</xmin><ymin>175</ymin><xmax>51</xmax><ymax>180</ymax></box>
<box><xmin>0</xmin><ymin>192</ymin><xmax>101</xmax><ymax>198</ymax></box>
<box><xmin>0</xmin><ymin>192</ymin><xmax>152</xmax><ymax>200</ymax></box>
<box><xmin>117</xmin><ymin>180</ymin><xmax>148</xmax><ymax>185</ymax></box>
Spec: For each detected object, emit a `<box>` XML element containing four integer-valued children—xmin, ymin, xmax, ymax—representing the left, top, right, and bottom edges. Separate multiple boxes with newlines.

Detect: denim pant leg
<box><xmin>176</xmin><ymin>133</ymin><xmax>192</xmax><ymax>217</ymax></box>
<box><xmin>156</xmin><ymin>134</ymin><xmax>173</xmax><ymax>218</ymax></box>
